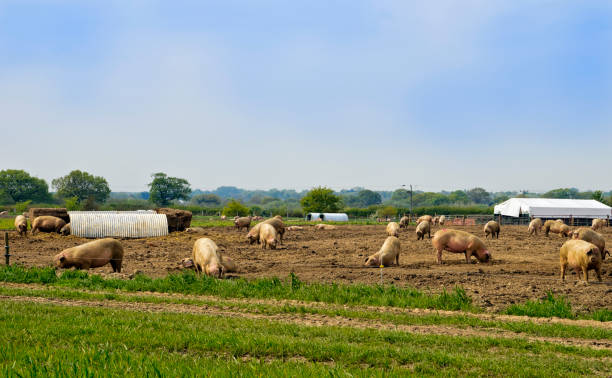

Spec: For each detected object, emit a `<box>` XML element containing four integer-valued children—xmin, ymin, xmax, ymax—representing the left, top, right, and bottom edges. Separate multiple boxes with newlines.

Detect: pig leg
<box><xmin>464</xmin><ymin>250</ymin><xmax>473</xmax><ymax>263</ymax></box>
<box><xmin>110</xmin><ymin>259</ymin><xmax>122</xmax><ymax>273</ymax></box>
<box><xmin>428</xmin><ymin>230</ymin><xmax>431</xmax><ymax>239</ymax></box>
<box><xmin>436</xmin><ymin>249</ymin><xmax>443</xmax><ymax>264</ymax></box>
<box><xmin>582</xmin><ymin>267</ymin><xmax>589</xmax><ymax>283</ymax></box>
<box><xmin>595</xmin><ymin>267</ymin><xmax>602</xmax><ymax>282</ymax></box>
<box><xmin>395</xmin><ymin>253</ymin><xmax>399</xmax><ymax>266</ymax></box>
<box><xmin>560</xmin><ymin>263</ymin><xmax>566</xmax><ymax>281</ymax></box>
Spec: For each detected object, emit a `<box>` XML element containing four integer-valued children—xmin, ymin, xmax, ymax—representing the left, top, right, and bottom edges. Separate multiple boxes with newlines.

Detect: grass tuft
<box><xmin>0</xmin><ymin>265</ymin><xmax>476</xmax><ymax>311</ymax></box>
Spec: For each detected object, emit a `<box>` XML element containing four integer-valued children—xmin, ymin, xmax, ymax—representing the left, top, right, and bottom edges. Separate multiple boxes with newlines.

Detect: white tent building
<box><xmin>494</xmin><ymin>198</ymin><xmax>611</xmax><ymax>220</ymax></box>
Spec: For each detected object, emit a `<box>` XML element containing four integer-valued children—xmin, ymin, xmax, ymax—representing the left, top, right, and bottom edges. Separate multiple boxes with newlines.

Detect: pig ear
<box><xmin>586</xmin><ymin>249</ymin><xmax>593</xmax><ymax>256</ymax></box>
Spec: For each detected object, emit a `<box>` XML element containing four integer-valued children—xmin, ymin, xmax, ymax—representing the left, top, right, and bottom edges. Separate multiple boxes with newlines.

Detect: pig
<box><xmin>399</xmin><ymin>216</ymin><xmax>410</xmax><ymax>228</ymax></box>
<box><xmin>59</xmin><ymin>223</ymin><xmax>71</xmax><ymax>236</ymax></box>
<box><xmin>416</xmin><ymin>215</ymin><xmax>433</xmax><ymax>224</ymax></box>
<box><xmin>262</xmin><ymin>217</ymin><xmax>285</xmax><ymax>244</ymax></box>
<box><xmin>192</xmin><ymin>238</ymin><xmax>225</xmax><ymax>277</ymax></box>
<box><xmin>432</xmin><ymin>216</ymin><xmax>439</xmax><ymax>226</ymax></box>
<box><xmin>559</xmin><ymin>239</ymin><xmax>602</xmax><ymax>283</ymax></box>
<box><xmin>220</xmin><ymin>215</ymin><xmax>227</xmax><ymax>220</ymax></box>
<box><xmin>182</xmin><ymin>255</ymin><xmax>236</xmax><ymax>273</ymax></box>
<box><xmin>528</xmin><ymin>218</ymin><xmax>543</xmax><ymax>236</ymax></box>
<box><xmin>550</xmin><ymin>221</ymin><xmax>571</xmax><ymax>237</ymax></box>
<box><xmin>416</xmin><ymin>221</ymin><xmax>431</xmax><ymax>240</ymax></box>
<box><xmin>386</xmin><ymin>222</ymin><xmax>400</xmax><ymax>237</ymax></box>
<box><xmin>286</xmin><ymin>226</ymin><xmax>304</xmax><ymax>231</ymax></box>
<box><xmin>483</xmin><ymin>221</ymin><xmax>500</xmax><ymax>239</ymax></box>
<box><xmin>543</xmin><ymin>220</ymin><xmax>571</xmax><ymax>237</ymax></box>
<box><xmin>185</xmin><ymin>227</ymin><xmax>206</xmax><ymax>233</ymax></box>
<box><xmin>14</xmin><ymin>215</ymin><xmax>27</xmax><ymax>237</ymax></box>
<box><xmin>54</xmin><ymin>238</ymin><xmax>124</xmax><ymax>272</ymax></box>
<box><xmin>220</xmin><ymin>255</ymin><xmax>237</xmax><ymax>272</ymax></box>
<box><xmin>31</xmin><ymin>216</ymin><xmax>66</xmax><ymax>235</ymax></box>
<box><xmin>438</xmin><ymin>215</ymin><xmax>446</xmax><ymax>225</ymax></box>
<box><xmin>246</xmin><ymin>223</ymin><xmax>263</xmax><ymax>244</ymax></box>
<box><xmin>259</xmin><ymin>223</ymin><xmax>278</xmax><ymax>249</ymax></box>
<box><xmin>570</xmin><ymin>227</ymin><xmax>609</xmax><ymax>260</ymax></box>
<box><xmin>234</xmin><ymin>216</ymin><xmax>252</xmax><ymax>231</ymax></box>
<box><xmin>364</xmin><ymin>236</ymin><xmax>400</xmax><ymax>267</ymax></box>
<box><xmin>315</xmin><ymin>224</ymin><xmax>337</xmax><ymax>230</ymax></box>
<box><xmin>431</xmin><ymin>229</ymin><xmax>491</xmax><ymax>264</ymax></box>
<box><xmin>592</xmin><ymin>218</ymin><xmax>606</xmax><ymax>231</ymax></box>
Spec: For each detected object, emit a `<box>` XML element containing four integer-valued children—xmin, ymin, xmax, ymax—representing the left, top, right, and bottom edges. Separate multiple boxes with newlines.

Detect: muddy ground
<box><xmin>5</xmin><ymin>224</ymin><xmax>612</xmax><ymax>312</ymax></box>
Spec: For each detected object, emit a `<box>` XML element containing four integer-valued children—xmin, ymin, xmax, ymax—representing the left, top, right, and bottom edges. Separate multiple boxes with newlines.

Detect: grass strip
<box><xmin>0</xmin><ymin>265</ymin><xmax>478</xmax><ymax>312</ymax></box>
<box><xmin>0</xmin><ymin>285</ymin><xmax>610</xmax><ymax>341</ymax></box>
<box><xmin>503</xmin><ymin>291</ymin><xmax>612</xmax><ymax>322</ymax></box>
<box><xmin>0</xmin><ymin>301</ymin><xmax>610</xmax><ymax>377</ymax></box>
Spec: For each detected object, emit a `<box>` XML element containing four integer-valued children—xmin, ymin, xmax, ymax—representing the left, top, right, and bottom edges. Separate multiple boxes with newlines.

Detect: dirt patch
<box><xmin>5</xmin><ymin>225</ymin><xmax>612</xmax><ymax>311</ymax></box>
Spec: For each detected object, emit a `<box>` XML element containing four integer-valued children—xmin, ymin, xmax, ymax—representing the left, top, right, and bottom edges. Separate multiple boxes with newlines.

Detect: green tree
<box><xmin>542</xmin><ymin>188</ymin><xmax>579</xmax><ymax>199</ymax></box>
<box><xmin>0</xmin><ymin>169</ymin><xmax>50</xmax><ymax>203</ymax></box>
<box><xmin>391</xmin><ymin>189</ymin><xmax>410</xmax><ymax>201</ymax></box>
<box><xmin>592</xmin><ymin>190</ymin><xmax>604</xmax><ymax>203</ymax></box>
<box><xmin>356</xmin><ymin>190</ymin><xmax>382</xmax><ymax>207</ymax></box>
<box><xmin>448</xmin><ymin>190</ymin><xmax>470</xmax><ymax>204</ymax></box>
<box><xmin>300</xmin><ymin>187</ymin><xmax>343</xmax><ymax>213</ymax></box>
<box><xmin>466</xmin><ymin>188</ymin><xmax>491</xmax><ymax>205</ymax></box>
<box><xmin>148</xmin><ymin>173</ymin><xmax>191</xmax><ymax>206</ymax></box>
<box><xmin>191</xmin><ymin>193</ymin><xmax>222</xmax><ymax>207</ymax></box>
<box><xmin>52</xmin><ymin>170</ymin><xmax>110</xmax><ymax>203</ymax></box>
<box><xmin>222</xmin><ymin>199</ymin><xmax>249</xmax><ymax>216</ymax></box>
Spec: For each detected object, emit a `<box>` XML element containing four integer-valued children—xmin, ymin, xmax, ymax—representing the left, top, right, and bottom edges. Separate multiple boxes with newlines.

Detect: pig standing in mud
<box><xmin>364</xmin><ymin>236</ymin><xmax>400</xmax><ymax>267</ymax></box>
<box><xmin>431</xmin><ymin>229</ymin><xmax>491</xmax><ymax>264</ymax></box>
<box><xmin>14</xmin><ymin>215</ymin><xmax>27</xmax><ymax>237</ymax></box>
<box><xmin>31</xmin><ymin>216</ymin><xmax>66</xmax><ymax>234</ymax></box>
<box><xmin>416</xmin><ymin>221</ymin><xmax>430</xmax><ymax>240</ymax></box>
<box><xmin>570</xmin><ymin>228</ymin><xmax>609</xmax><ymax>261</ymax></box>
<box><xmin>560</xmin><ymin>239</ymin><xmax>603</xmax><ymax>283</ymax></box>
<box><xmin>259</xmin><ymin>223</ymin><xmax>278</xmax><ymax>249</ymax></box>
<box><xmin>416</xmin><ymin>215</ymin><xmax>433</xmax><ymax>224</ymax></box>
<box><xmin>483</xmin><ymin>221</ymin><xmax>500</xmax><ymax>239</ymax></box>
<box><xmin>54</xmin><ymin>238</ymin><xmax>124</xmax><ymax>272</ymax></box>
<box><xmin>192</xmin><ymin>238</ymin><xmax>225</xmax><ymax>277</ymax></box>
<box><xmin>386</xmin><ymin>222</ymin><xmax>399</xmax><ymax>237</ymax></box>
<box><xmin>528</xmin><ymin>218</ymin><xmax>542</xmax><ymax>236</ymax></box>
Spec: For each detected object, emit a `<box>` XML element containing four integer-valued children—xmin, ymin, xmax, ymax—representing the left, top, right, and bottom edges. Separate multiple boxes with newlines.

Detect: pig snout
<box><xmin>482</xmin><ymin>250</ymin><xmax>491</xmax><ymax>262</ymax></box>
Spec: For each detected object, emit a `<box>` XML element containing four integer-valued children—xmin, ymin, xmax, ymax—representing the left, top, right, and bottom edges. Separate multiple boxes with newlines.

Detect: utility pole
<box><xmin>410</xmin><ymin>184</ymin><xmax>413</xmax><ymax>217</ymax></box>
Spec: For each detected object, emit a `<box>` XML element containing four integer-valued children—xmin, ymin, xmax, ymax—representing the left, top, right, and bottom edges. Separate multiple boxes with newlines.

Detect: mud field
<box><xmin>6</xmin><ymin>224</ymin><xmax>612</xmax><ymax>312</ymax></box>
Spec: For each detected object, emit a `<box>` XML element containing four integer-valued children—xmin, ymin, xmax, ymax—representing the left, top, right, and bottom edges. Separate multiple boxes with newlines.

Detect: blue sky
<box><xmin>1</xmin><ymin>1</ymin><xmax>611</xmax><ymax>192</ymax></box>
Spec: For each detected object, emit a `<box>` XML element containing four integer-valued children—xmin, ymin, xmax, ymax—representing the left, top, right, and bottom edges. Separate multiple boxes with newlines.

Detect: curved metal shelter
<box><xmin>305</xmin><ymin>213</ymin><xmax>349</xmax><ymax>222</ymax></box>
<box><xmin>69</xmin><ymin>211</ymin><xmax>168</xmax><ymax>238</ymax></box>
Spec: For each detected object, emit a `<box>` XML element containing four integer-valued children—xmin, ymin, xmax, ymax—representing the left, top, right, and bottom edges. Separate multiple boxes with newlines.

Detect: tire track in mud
<box><xmin>1</xmin><ymin>291</ymin><xmax>611</xmax><ymax>351</ymax></box>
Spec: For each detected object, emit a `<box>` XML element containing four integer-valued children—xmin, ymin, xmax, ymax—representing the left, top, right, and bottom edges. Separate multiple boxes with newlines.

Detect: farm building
<box><xmin>493</xmin><ymin>198</ymin><xmax>611</xmax><ymax>225</ymax></box>
<box><xmin>69</xmin><ymin>211</ymin><xmax>169</xmax><ymax>238</ymax></box>
<box><xmin>305</xmin><ymin>213</ymin><xmax>349</xmax><ymax>222</ymax></box>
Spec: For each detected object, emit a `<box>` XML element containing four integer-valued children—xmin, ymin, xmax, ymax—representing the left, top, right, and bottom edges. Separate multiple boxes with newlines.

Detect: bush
<box><xmin>376</xmin><ymin>206</ymin><xmax>397</xmax><ymax>218</ymax></box>
<box><xmin>64</xmin><ymin>196</ymin><xmax>80</xmax><ymax>211</ymax></box>
<box><xmin>222</xmin><ymin>199</ymin><xmax>249</xmax><ymax>217</ymax></box>
<box><xmin>15</xmin><ymin>200</ymin><xmax>32</xmax><ymax>214</ymax></box>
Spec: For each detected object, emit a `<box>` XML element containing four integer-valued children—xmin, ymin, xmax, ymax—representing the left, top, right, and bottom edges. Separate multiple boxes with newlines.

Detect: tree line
<box><xmin>1</xmin><ymin>169</ymin><xmax>611</xmax><ymax>216</ymax></box>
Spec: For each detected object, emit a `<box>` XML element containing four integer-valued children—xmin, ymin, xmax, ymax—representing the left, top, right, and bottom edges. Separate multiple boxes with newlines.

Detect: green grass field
<box><xmin>1</xmin><ymin>288</ymin><xmax>610</xmax><ymax>376</ymax></box>
<box><xmin>0</xmin><ymin>267</ymin><xmax>610</xmax><ymax>376</ymax></box>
